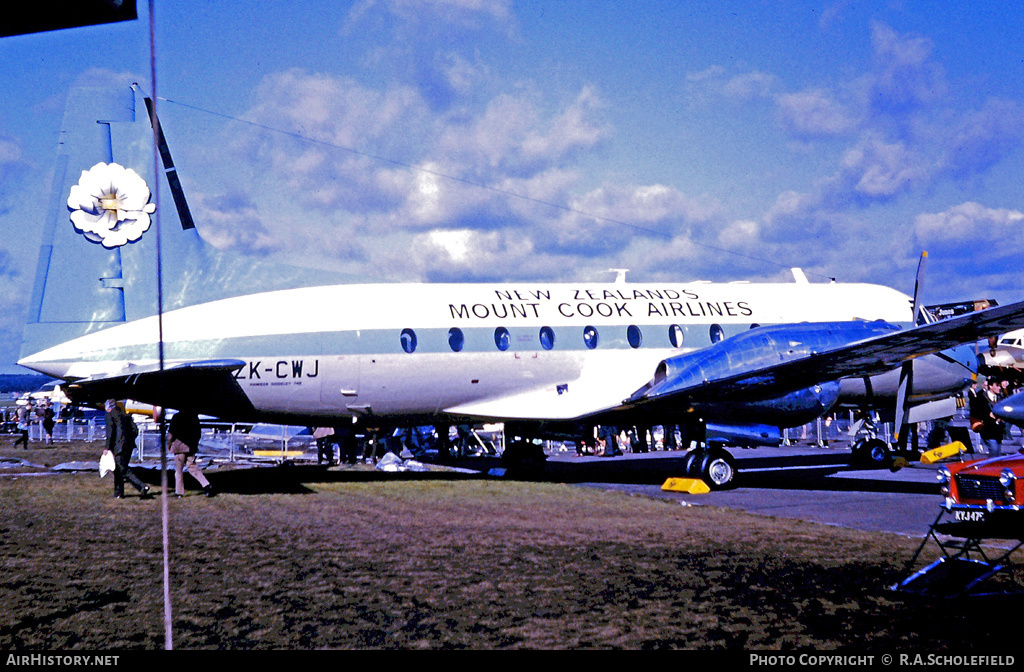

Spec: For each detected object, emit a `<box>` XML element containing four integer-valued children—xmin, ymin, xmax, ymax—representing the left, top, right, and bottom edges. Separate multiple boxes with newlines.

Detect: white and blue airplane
<box><xmin>17</xmin><ymin>85</ymin><xmax>1024</xmax><ymax>487</ymax></box>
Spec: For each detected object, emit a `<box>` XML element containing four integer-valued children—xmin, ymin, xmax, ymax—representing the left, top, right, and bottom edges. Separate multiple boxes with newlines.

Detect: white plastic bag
<box><xmin>99</xmin><ymin>449</ymin><xmax>115</xmax><ymax>478</ymax></box>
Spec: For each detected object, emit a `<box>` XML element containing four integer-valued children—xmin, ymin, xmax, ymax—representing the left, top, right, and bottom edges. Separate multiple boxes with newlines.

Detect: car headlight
<box><xmin>1001</xmin><ymin>469</ymin><xmax>1017</xmax><ymax>502</ymax></box>
<box><xmin>937</xmin><ymin>467</ymin><xmax>951</xmax><ymax>495</ymax></box>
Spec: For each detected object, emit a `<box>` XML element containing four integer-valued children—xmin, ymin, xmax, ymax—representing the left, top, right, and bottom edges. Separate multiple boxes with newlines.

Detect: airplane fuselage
<box><xmin>21</xmin><ymin>278</ymin><xmax>967</xmax><ymax>430</ymax></box>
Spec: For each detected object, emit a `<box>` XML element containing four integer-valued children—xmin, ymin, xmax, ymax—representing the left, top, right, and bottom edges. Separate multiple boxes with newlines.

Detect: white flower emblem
<box><xmin>67</xmin><ymin>162</ymin><xmax>156</xmax><ymax>248</ymax></box>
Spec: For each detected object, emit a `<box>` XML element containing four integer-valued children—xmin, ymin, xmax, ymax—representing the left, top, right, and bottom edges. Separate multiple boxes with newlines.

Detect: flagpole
<box><xmin>148</xmin><ymin>0</ymin><xmax>173</xmax><ymax>651</ymax></box>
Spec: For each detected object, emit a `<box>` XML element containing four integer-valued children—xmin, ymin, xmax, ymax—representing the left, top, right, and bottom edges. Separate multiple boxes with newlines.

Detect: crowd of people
<box><xmin>7</xmin><ymin>398</ymin><xmax>57</xmax><ymax>447</ymax></box>
<box><xmin>576</xmin><ymin>424</ymin><xmax>689</xmax><ymax>457</ymax></box>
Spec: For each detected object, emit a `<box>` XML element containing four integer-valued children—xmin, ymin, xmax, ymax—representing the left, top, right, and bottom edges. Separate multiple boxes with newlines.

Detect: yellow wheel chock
<box><xmin>920</xmin><ymin>441</ymin><xmax>966</xmax><ymax>464</ymax></box>
<box><xmin>661</xmin><ymin>477</ymin><xmax>711</xmax><ymax>494</ymax></box>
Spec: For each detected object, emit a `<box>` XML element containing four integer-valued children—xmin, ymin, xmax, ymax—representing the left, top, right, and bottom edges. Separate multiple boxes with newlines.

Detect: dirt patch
<box><xmin>0</xmin><ymin>441</ymin><xmax>1018</xmax><ymax>649</ymax></box>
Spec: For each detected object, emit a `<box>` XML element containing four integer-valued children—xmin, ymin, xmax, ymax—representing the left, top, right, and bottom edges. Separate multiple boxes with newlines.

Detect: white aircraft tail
<box><xmin>20</xmin><ymin>84</ymin><xmax>346</xmax><ymax>364</ymax></box>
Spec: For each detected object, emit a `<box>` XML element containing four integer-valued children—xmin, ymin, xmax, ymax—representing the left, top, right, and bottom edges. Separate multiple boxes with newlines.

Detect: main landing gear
<box><xmin>849</xmin><ymin>411</ymin><xmax>909</xmax><ymax>469</ymax></box>
<box><xmin>682</xmin><ymin>446</ymin><xmax>738</xmax><ymax>490</ymax></box>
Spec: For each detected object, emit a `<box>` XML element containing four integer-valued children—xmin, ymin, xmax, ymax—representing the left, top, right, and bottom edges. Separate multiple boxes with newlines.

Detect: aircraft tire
<box><xmin>695</xmin><ymin>448</ymin><xmax>738</xmax><ymax>490</ymax></box>
<box><xmin>853</xmin><ymin>438</ymin><xmax>890</xmax><ymax>468</ymax></box>
<box><xmin>682</xmin><ymin>450</ymin><xmax>703</xmax><ymax>479</ymax></box>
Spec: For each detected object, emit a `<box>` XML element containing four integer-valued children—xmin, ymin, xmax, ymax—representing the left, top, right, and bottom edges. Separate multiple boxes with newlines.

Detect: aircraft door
<box><xmin>319</xmin><ymin>354</ymin><xmax>361</xmax><ymax>414</ymax></box>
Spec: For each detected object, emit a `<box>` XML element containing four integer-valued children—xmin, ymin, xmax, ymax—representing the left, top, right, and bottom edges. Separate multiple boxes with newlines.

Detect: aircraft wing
<box><xmin>447</xmin><ymin>301</ymin><xmax>1024</xmax><ymax>424</ymax></box>
<box><xmin>629</xmin><ymin>299</ymin><xmax>1024</xmax><ymax>410</ymax></box>
<box><xmin>64</xmin><ymin>359</ymin><xmax>255</xmax><ymax>417</ymax></box>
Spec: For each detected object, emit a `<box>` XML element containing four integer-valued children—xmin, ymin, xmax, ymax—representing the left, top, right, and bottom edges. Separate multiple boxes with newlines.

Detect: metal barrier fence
<box><xmin>14</xmin><ymin>416</ymin><xmax>915</xmax><ymax>451</ymax></box>
<box><xmin>19</xmin><ymin>418</ymin><xmax>313</xmax><ymax>461</ymax></box>
<box><xmin>25</xmin><ymin>418</ymin><xmax>106</xmax><ymax>443</ymax></box>
<box><xmin>134</xmin><ymin>421</ymin><xmax>317</xmax><ymax>462</ymax></box>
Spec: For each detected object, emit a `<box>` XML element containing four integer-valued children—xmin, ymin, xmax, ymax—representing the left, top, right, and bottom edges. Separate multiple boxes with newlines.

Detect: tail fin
<box><xmin>20</xmin><ymin>84</ymin><xmax>349</xmax><ymax>367</ymax></box>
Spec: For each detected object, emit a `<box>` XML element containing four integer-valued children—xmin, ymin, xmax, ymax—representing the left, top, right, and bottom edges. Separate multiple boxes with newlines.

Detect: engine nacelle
<box><xmin>705</xmin><ymin>422</ymin><xmax>782</xmax><ymax>448</ymax></box>
<box><xmin>994</xmin><ymin>389</ymin><xmax>1024</xmax><ymax>427</ymax></box>
<box><xmin>689</xmin><ymin>380</ymin><xmax>842</xmax><ymax>427</ymax></box>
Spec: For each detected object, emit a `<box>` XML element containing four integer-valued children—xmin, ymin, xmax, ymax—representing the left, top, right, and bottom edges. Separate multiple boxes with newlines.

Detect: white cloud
<box><xmin>424</xmin><ymin>229</ymin><xmax>474</xmax><ymax>262</ymax></box>
<box><xmin>407</xmin><ymin>227</ymin><xmax>555</xmax><ymax>282</ymax></box>
<box><xmin>867</xmin><ymin>22</ymin><xmax>947</xmax><ymax>116</ymax></box>
<box><xmin>434</xmin><ymin>86</ymin><xmax>609</xmax><ymax>176</ymax></box>
<box><xmin>914</xmin><ymin>202</ymin><xmax>1024</xmax><ymax>245</ymax></box>
<box><xmin>349</xmin><ymin>0</ymin><xmax>513</xmax><ymax>27</ymax></box>
<box><xmin>722</xmin><ymin>71</ymin><xmax>776</xmax><ymax>100</ymax></box>
<box><xmin>685</xmin><ymin>66</ymin><xmax>776</xmax><ymax>102</ymax></box>
<box><xmin>718</xmin><ymin>219</ymin><xmax>760</xmax><ymax>249</ymax></box>
<box><xmin>839</xmin><ymin>132</ymin><xmax>927</xmax><ymax>199</ymax></box>
<box><xmin>776</xmin><ymin>89</ymin><xmax>859</xmax><ymax>138</ymax></box>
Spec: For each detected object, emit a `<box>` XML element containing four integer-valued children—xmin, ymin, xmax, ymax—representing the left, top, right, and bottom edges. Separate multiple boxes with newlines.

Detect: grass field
<box><xmin>1</xmin><ymin>440</ymin><xmax>1020</xmax><ymax>650</ymax></box>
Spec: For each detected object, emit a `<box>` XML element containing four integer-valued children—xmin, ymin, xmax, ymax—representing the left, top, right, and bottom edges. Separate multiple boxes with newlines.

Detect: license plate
<box><xmin>953</xmin><ymin>509</ymin><xmax>987</xmax><ymax>523</ymax></box>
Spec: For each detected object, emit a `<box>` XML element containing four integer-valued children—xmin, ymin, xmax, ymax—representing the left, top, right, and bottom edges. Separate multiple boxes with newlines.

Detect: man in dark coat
<box><xmin>105</xmin><ymin>399</ymin><xmax>150</xmax><ymax>499</ymax></box>
<box><xmin>969</xmin><ymin>381</ymin><xmax>1006</xmax><ymax>457</ymax></box>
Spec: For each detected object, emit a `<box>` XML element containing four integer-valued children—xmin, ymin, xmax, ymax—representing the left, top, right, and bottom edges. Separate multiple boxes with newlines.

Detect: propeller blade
<box><xmin>895</xmin><ymin>251</ymin><xmax>927</xmax><ymax>446</ymax></box>
<box><xmin>912</xmin><ymin>251</ymin><xmax>927</xmax><ymax>325</ymax></box>
<box><xmin>894</xmin><ymin>361</ymin><xmax>912</xmax><ymax>446</ymax></box>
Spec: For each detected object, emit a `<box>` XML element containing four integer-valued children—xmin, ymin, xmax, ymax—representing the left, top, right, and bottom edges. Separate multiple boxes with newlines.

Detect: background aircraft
<box><xmin>982</xmin><ymin>328</ymin><xmax>1024</xmax><ymax>371</ymax></box>
<box><xmin>18</xmin><ymin>85</ymin><xmax>1024</xmax><ymax>488</ymax></box>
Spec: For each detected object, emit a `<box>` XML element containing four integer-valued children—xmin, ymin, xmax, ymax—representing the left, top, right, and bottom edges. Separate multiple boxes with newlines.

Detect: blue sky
<box><xmin>1</xmin><ymin>1</ymin><xmax>1023</xmax><ymax>373</ymax></box>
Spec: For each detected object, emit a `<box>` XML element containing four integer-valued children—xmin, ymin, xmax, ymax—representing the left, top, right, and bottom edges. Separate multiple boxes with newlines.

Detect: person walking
<box><xmin>13</xmin><ymin>403</ymin><xmax>29</xmax><ymax>448</ymax></box>
<box><xmin>105</xmin><ymin>399</ymin><xmax>151</xmax><ymax>499</ymax></box>
<box><xmin>42</xmin><ymin>401</ymin><xmax>55</xmax><ymax>445</ymax></box>
<box><xmin>168</xmin><ymin>408</ymin><xmax>215</xmax><ymax>498</ymax></box>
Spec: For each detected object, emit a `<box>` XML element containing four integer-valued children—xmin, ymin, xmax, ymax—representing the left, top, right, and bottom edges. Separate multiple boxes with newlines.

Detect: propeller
<box><xmin>893</xmin><ymin>251</ymin><xmax>927</xmax><ymax>448</ymax></box>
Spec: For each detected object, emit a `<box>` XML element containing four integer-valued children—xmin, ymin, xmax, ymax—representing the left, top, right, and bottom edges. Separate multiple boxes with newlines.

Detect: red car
<box><xmin>938</xmin><ymin>452</ymin><xmax>1024</xmax><ymax>523</ymax></box>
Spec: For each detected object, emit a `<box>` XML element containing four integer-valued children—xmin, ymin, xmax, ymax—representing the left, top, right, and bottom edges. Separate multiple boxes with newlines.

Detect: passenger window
<box><xmin>583</xmin><ymin>326</ymin><xmax>599</xmax><ymax>350</ymax></box>
<box><xmin>448</xmin><ymin>327</ymin><xmax>465</xmax><ymax>352</ymax></box>
<box><xmin>749</xmin><ymin>323</ymin><xmax>760</xmax><ymax>330</ymax></box>
<box><xmin>669</xmin><ymin>324</ymin><xmax>684</xmax><ymax>348</ymax></box>
<box><xmin>400</xmin><ymin>328</ymin><xmax>417</xmax><ymax>354</ymax></box>
<box><xmin>627</xmin><ymin>325</ymin><xmax>642</xmax><ymax>349</ymax></box>
<box><xmin>539</xmin><ymin>326</ymin><xmax>555</xmax><ymax>351</ymax></box>
<box><xmin>495</xmin><ymin>327</ymin><xmax>510</xmax><ymax>351</ymax></box>
<box><xmin>710</xmin><ymin>324</ymin><xmax>724</xmax><ymax>343</ymax></box>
